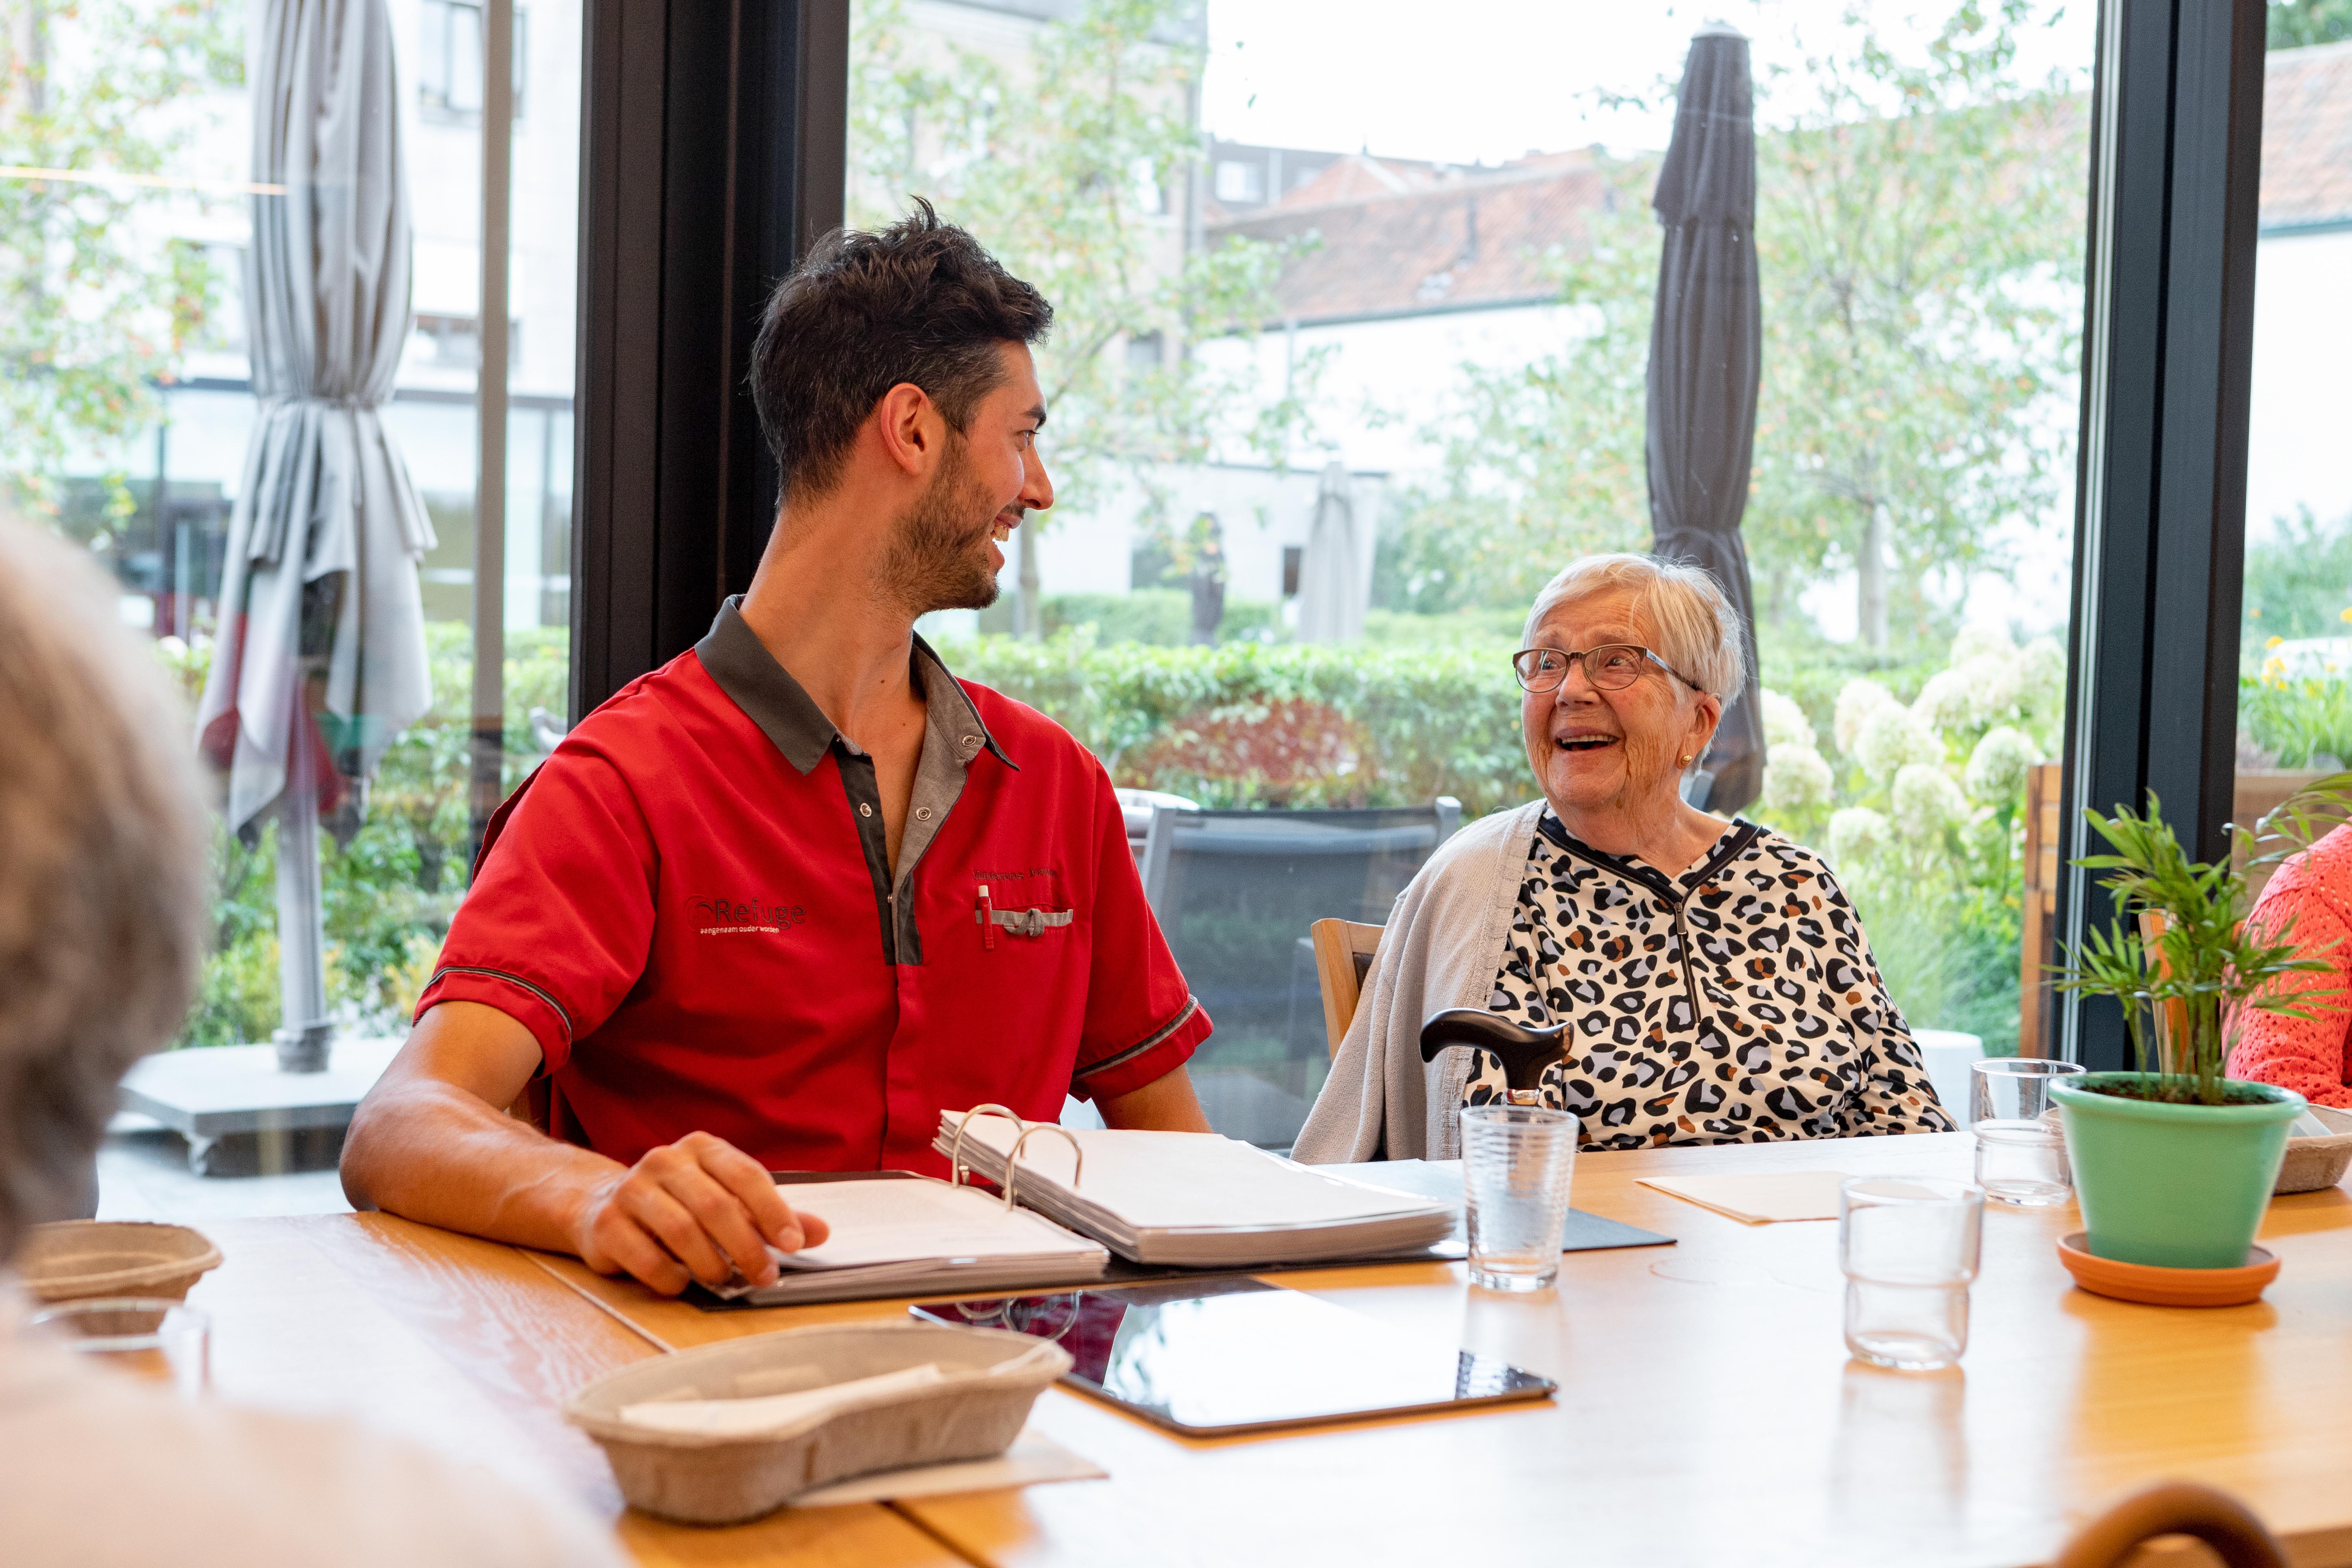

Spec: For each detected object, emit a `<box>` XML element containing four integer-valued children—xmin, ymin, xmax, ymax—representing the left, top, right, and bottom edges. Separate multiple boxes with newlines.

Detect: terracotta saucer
<box><xmin>2055</xmin><ymin>1232</ymin><xmax>2279</xmax><ymax>1307</ymax></box>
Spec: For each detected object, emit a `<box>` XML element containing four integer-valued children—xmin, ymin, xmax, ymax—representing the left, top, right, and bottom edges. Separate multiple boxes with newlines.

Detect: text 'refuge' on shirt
<box><xmin>412</xmin><ymin>598</ymin><xmax>1210</xmax><ymax>1176</ymax></box>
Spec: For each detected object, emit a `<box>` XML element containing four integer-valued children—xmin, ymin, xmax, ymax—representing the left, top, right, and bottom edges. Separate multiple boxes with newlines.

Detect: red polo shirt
<box><xmin>414</xmin><ymin>599</ymin><xmax>1210</xmax><ymax>1175</ymax></box>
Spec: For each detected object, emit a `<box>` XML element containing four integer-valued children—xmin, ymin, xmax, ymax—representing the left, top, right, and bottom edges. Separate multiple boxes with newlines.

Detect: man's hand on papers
<box><xmin>570</xmin><ymin>1131</ymin><xmax>832</xmax><ymax>1296</ymax></box>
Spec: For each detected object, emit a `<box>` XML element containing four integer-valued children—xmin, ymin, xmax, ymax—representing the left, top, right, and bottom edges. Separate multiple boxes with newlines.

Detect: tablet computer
<box><xmin>911</xmin><ymin>1279</ymin><xmax>1555</xmax><ymax>1437</ymax></box>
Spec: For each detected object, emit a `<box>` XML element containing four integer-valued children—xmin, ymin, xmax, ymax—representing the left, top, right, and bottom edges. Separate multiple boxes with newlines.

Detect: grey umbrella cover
<box><xmin>1646</xmin><ymin>26</ymin><xmax>1765</xmax><ymax>814</ymax></box>
<box><xmin>197</xmin><ymin>0</ymin><xmax>434</xmax><ymax>839</ymax></box>
<box><xmin>1296</xmin><ymin>461</ymin><xmax>1366</xmax><ymax>644</ymax></box>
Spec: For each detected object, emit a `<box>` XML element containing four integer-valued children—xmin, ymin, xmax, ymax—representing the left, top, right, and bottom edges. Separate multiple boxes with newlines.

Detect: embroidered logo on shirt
<box><xmin>690</xmin><ymin>894</ymin><xmax>806</xmax><ymax>935</ymax></box>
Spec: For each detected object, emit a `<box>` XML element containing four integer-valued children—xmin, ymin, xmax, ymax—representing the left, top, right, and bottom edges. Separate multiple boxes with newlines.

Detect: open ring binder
<box><xmin>1002</xmin><ymin>1124</ymin><xmax>1085</xmax><ymax>1213</ymax></box>
<box><xmin>947</xmin><ymin>1105</ymin><xmax>1085</xmax><ymax>1210</ymax></box>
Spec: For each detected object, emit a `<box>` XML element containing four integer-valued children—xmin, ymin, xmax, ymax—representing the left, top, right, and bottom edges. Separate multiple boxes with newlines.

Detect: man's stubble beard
<box><xmin>883</xmin><ymin>437</ymin><xmax>1012</xmax><ymax>618</ymax></box>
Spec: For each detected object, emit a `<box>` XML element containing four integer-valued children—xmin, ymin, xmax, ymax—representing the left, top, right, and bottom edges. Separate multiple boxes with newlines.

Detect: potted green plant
<box><xmin>2050</xmin><ymin>788</ymin><xmax>2344</xmax><ymax>1270</ymax></box>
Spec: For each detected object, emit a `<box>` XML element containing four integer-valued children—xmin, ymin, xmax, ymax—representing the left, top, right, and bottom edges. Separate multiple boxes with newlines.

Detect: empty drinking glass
<box><xmin>30</xmin><ymin>1298</ymin><xmax>209</xmax><ymax>1398</ymax></box>
<box><xmin>1461</xmin><ymin>1105</ymin><xmax>1579</xmax><ymax>1292</ymax></box>
<box><xmin>1970</xmin><ymin>1057</ymin><xmax>2085</xmax><ymax>1125</ymax></box>
<box><xmin>1974</xmin><ymin>1118</ymin><xmax>2071</xmax><ymax>1206</ymax></box>
<box><xmin>1839</xmin><ymin>1176</ymin><xmax>1984</xmax><ymax>1371</ymax></box>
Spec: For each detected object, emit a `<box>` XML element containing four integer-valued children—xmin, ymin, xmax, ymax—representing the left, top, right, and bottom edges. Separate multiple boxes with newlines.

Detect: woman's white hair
<box><xmin>1521</xmin><ymin>553</ymin><xmax>1748</xmax><ymax>702</ymax></box>
<box><xmin>0</xmin><ymin>519</ymin><xmax>210</xmax><ymax>1256</ymax></box>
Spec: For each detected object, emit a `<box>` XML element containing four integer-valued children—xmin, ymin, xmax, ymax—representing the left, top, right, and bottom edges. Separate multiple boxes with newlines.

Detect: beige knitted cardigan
<box><xmin>1292</xmin><ymin>800</ymin><xmax>1546</xmax><ymax>1163</ymax></box>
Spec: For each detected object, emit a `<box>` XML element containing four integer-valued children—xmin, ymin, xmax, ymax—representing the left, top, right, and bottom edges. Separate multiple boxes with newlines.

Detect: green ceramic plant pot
<box><xmin>2050</xmin><ymin>1073</ymin><xmax>2306</xmax><ymax>1269</ymax></box>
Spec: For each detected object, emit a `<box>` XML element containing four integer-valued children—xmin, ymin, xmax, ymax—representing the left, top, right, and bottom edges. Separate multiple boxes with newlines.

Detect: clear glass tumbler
<box><xmin>1461</xmin><ymin>1104</ymin><xmax>1579</xmax><ymax>1292</ymax></box>
<box><xmin>1970</xmin><ymin>1057</ymin><xmax>2085</xmax><ymax>1124</ymax></box>
<box><xmin>1839</xmin><ymin>1176</ymin><xmax>1983</xmax><ymax>1371</ymax></box>
<box><xmin>1973</xmin><ymin>1118</ymin><xmax>2071</xmax><ymax>1206</ymax></box>
<box><xmin>30</xmin><ymin>1298</ymin><xmax>210</xmax><ymax>1398</ymax></box>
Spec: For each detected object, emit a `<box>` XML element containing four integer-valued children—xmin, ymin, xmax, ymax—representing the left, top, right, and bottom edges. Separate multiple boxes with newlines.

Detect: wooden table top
<box><xmin>186</xmin><ymin>1131</ymin><xmax>2352</xmax><ymax>1568</ymax></box>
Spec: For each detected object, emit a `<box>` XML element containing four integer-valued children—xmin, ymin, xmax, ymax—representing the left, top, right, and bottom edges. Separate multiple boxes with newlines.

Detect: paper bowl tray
<box><xmin>19</xmin><ymin>1221</ymin><xmax>222</xmax><ymax>1303</ymax></box>
<box><xmin>2276</xmin><ymin>1103</ymin><xmax>2352</xmax><ymax>1194</ymax></box>
<box><xmin>564</xmin><ymin>1320</ymin><xmax>1071</xmax><ymax>1525</ymax></box>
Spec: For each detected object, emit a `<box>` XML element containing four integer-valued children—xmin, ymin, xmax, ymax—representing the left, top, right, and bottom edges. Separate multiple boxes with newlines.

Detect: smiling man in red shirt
<box><xmin>342</xmin><ymin>203</ymin><xmax>1213</xmax><ymax>1297</ymax></box>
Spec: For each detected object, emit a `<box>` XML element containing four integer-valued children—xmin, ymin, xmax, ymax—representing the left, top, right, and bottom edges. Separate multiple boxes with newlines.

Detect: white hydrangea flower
<box><xmin>1758</xmin><ymin>688</ymin><xmax>1817</xmax><ymax>753</ymax></box>
<box><xmin>1911</xmin><ymin>668</ymin><xmax>1975</xmax><ymax>734</ymax></box>
<box><xmin>1965</xmin><ymin>724</ymin><xmax>2041</xmax><ymax>803</ymax></box>
<box><xmin>1892</xmin><ymin>762</ymin><xmax>1968</xmax><ymax>839</ymax></box>
<box><xmin>1956</xmin><ymin>651</ymin><xmax>2026</xmax><ymax>723</ymax></box>
<box><xmin>1853</xmin><ymin>702</ymin><xmax>1945</xmax><ymax>779</ymax></box>
<box><xmin>1763</xmin><ymin>744</ymin><xmax>1835</xmax><ymax>810</ymax></box>
<box><xmin>1833</xmin><ymin>678</ymin><xmax>1898</xmax><ymax>755</ymax></box>
<box><xmin>1949</xmin><ymin>624</ymin><xmax>2015</xmax><ymax>666</ymax></box>
<box><xmin>1827</xmin><ymin>806</ymin><xmax>1892</xmax><ymax>867</ymax></box>
<box><xmin>2017</xmin><ymin>636</ymin><xmax>2066</xmax><ymax>713</ymax></box>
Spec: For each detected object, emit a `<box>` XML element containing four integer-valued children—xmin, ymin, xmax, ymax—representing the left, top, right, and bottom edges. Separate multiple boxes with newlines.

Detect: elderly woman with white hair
<box><xmin>1294</xmin><ymin>553</ymin><xmax>1951</xmax><ymax>1162</ymax></box>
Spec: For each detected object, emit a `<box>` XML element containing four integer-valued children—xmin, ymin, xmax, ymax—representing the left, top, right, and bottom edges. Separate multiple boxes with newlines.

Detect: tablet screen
<box><xmin>911</xmin><ymin>1279</ymin><xmax>1555</xmax><ymax>1436</ymax></box>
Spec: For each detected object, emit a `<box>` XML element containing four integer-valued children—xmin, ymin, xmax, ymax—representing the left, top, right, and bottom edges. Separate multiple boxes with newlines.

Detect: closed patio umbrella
<box><xmin>1646</xmin><ymin>24</ymin><xmax>1764</xmax><ymax>813</ymax></box>
<box><xmin>1296</xmin><ymin>461</ymin><xmax>1365</xmax><ymax>644</ymax></box>
<box><xmin>195</xmin><ymin>0</ymin><xmax>433</xmax><ymax>1071</ymax></box>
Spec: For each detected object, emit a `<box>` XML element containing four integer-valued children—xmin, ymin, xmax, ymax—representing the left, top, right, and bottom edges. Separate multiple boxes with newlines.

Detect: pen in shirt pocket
<box><xmin>978</xmin><ymin>883</ymin><xmax>995</xmax><ymax>950</ymax></box>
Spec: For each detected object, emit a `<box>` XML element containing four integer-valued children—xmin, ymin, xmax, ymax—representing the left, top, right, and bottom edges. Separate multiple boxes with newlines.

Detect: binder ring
<box><xmin>1002</xmin><ymin>1123</ymin><xmax>1084</xmax><ymax>1213</ymax></box>
<box><xmin>948</xmin><ymin>1104</ymin><xmax>1024</xmax><ymax>1190</ymax></box>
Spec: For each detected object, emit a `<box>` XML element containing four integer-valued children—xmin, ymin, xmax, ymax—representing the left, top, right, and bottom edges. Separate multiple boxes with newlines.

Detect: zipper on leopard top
<box><xmin>1536</xmin><ymin>817</ymin><xmax>1762</xmax><ymax>1045</ymax></box>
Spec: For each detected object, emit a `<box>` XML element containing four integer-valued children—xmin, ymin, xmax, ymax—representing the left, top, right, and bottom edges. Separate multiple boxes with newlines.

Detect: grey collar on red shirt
<box><xmin>695</xmin><ymin>596</ymin><xmax>1016</xmax><ymax>966</ymax></box>
<box><xmin>694</xmin><ymin>596</ymin><xmax>1016</xmax><ymax>777</ymax></box>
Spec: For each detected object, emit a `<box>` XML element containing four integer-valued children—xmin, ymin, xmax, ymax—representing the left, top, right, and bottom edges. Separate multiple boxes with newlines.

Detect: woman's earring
<box><xmin>1679</xmin><ymin>753</ymin><xmax>1694</xmax><ymax>767</ymax></box>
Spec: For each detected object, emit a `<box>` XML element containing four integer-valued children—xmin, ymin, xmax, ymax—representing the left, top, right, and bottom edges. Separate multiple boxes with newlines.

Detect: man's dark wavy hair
<box><xmin>752</xmin><ymin>198</ymin><xmax>1053</xmax><ymax>504</ymax></box>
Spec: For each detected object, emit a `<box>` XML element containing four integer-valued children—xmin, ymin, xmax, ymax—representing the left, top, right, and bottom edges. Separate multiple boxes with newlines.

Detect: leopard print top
<box><xmin>1466</xmin><ymin>814</ymin><xmax>1954</xmax><ymax>1148</ymax></box>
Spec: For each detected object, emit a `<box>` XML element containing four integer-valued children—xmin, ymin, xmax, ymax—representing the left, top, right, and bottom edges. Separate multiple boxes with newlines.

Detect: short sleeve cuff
<box><xmin>414</xmin><ymin>966</ymin><xmax>576</xmax><ymax>1075</ymax></box>
<box><xmin>1070</xmin><ymin>996</ymin><xmax>1213</xmax><ymax>1103</ymax></box>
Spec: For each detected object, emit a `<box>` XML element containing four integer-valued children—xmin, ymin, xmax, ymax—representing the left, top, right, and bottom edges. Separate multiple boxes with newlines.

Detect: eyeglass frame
<box><xmin>1512</xmin><ymin>643</ymin><xmax>1707</xmax><ymax>696</ymax></box>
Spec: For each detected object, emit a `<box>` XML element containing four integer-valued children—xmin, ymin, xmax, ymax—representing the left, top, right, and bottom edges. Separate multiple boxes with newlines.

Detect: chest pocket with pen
<box><xmin>974</xmin><ymin>883</ymin><xmax>1074</xmax><ymax>949</ymax></box>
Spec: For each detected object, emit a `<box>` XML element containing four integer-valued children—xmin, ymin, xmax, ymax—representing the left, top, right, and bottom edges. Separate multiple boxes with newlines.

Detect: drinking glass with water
<box><xmin>1839</xmin><ymin>1176</ymin><xmax>1983</xmax><ymax>1372</ymax></box>
<box><xmin>1461</xmin><ymin>1105</ymin><xmax>1579</xmax><ymax>1292</ymax></box>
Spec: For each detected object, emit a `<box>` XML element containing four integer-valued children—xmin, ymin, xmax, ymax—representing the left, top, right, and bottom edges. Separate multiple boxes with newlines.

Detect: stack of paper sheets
<box><xmin>932</xmin><ymin>1112</ymin><xmax>1457</xmax><ymax>1266</ymax></box>
<box><xmin>711</xmin><ymin>1177</ymin><xmax>1108</xmax><ymax>1306</ymax></box>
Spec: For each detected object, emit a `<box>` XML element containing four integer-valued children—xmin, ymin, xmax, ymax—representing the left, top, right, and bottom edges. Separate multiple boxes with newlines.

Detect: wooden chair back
<box><xmin>2019</xmin><ymin>761</ymin><xmax>2063</xmax><ymax>1057</ymax></box>
<box><xmin>1310</xmin><ymin>918</ymin><xmax>1384</xmax><ymax>1059</ymax></box>
<box><xmin>2050</xmin><ymin>1481</ymin><xmax>2285</xmax><ymax>1568</ymax></box>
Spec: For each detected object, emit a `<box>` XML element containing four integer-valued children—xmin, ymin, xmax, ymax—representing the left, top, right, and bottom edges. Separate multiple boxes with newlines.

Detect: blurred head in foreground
<box><xmin>0</xmin><ymin>519</ymin><xmax>209</xmax><ymax>1256</ymax></box>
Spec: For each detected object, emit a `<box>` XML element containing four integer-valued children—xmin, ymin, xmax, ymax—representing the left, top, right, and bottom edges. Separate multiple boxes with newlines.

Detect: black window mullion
<box><xmin>571</xmin><ymin>0</ymin><xmax>850</xmax><ymax>722</ymax></box>
<box><xmin>2060</xmin><ymin>0</ymin><xmax>2269</xmax><ymax>1070</ymax></box>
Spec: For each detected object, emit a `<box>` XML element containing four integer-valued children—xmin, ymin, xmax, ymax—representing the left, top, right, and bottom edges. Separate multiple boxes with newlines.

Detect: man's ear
<box><xmin>873</xmin><ymin>382</ymin><xmax>942</xmax><ymax>478</ymax></box>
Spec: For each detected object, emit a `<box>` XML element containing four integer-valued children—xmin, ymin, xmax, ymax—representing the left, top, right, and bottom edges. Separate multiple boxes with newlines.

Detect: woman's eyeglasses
<box><xmin>1512</xmin><ymin>644</ymin><xmax>1705</xmax><ymax>695</ymax></box>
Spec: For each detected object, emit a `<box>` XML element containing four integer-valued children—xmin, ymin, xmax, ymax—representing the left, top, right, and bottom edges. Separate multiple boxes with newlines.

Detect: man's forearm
<box><xmin>343</xmin><ymin>1072</ymin><xmax>621</xmax><ymax>1256</ymax></box>
<box><xmin>1099</xmin><ymin>1064</ymin><xmax>1214</xmax><ymax>1133</ymax></box>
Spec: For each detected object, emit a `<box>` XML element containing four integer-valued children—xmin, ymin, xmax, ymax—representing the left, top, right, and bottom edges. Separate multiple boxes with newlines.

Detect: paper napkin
<box><xmin>791</xmin><ymin>1428</ymin><xmax>1107</xmax><ymax>1505</ymax></box>
<box><xmin>1635</xmin><ymin>1171</ymin><xmax>1852</xmax><ymax>1224</ymax></box>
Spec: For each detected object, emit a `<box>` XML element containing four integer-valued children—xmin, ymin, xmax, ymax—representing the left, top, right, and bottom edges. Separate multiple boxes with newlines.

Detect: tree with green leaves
<box><xmin>2270</xmin><ymin>0</ymin><xmax>2352</xmax><ymax>49</ymax></box>
<box><xmin>1747</xmin><ymin>0</ymin><xmax>2087</xmax><ymax>648</ymax></box>
<box><xmin>0</xmin><ymin>1</ymin><xmax>239</xmax><ymax>522</ymax></box>
<box><xmin>1383</xmin><ymin>0</ymin><xmax>2087</xmax><ymax>653</ymax></box>
<box><xmin>847</xmin><ymin>0</ymin><xmax>1308</xmax><ymax>636</ymax></box>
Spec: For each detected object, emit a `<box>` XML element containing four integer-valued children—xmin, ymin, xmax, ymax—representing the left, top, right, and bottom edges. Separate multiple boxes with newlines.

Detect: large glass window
<box><xmin>850</xmin><ymin>0</ymin><xmax>2097</xmax><ymax>1143</ymax></box>
<box><xmin>2234</xmin><ymin>10</ymin><xmax>2352</xmax><ymax>892</ymax></box>
<box><xmin>0</xmin><ymin>1</ymin><xmax>578</xmax><ymax>1202</ymax></box>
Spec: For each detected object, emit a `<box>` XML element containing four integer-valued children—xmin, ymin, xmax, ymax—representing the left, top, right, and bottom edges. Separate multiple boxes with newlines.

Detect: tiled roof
<box><xmin>2263</xmin><ymin>41</ymin><xmax>2352</xmax><ymax>231</ymax></box>
<box><xmin>1205</xmin><ymin>152</ymin><xmax>1626</xmax><ymax>324</ymax></box>
<box><xmin>1218</xmin><ymin>49</ymin><xmax>2349</xmax><ymax>329</ymax></box>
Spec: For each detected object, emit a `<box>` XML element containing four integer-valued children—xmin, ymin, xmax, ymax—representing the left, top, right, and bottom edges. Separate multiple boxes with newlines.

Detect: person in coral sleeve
<box><xmin>2231</xmin><ymin>822</ymin><xmax>2352</xmax><ymax>1109</ymax></box>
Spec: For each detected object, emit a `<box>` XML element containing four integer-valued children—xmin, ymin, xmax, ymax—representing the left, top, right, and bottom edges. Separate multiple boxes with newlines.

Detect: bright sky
<box><xmin>1200</xmin><ymin>0</ymin><xmax>2096</xmax><ymax>162</ymax></box>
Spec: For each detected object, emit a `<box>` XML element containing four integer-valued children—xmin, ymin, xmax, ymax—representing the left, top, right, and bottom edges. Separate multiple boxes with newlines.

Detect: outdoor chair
<box><xmin>1139</xmin><ymin>801</ymin><xmax>1458</xmax><ymax>1146</ymax></box>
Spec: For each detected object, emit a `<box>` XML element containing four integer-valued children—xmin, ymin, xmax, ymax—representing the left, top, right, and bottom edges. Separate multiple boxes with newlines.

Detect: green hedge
<box><xmin>941</xmin><ymin>630</ymin><xmax>1533</xmax><ymax>817</ymax></box>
